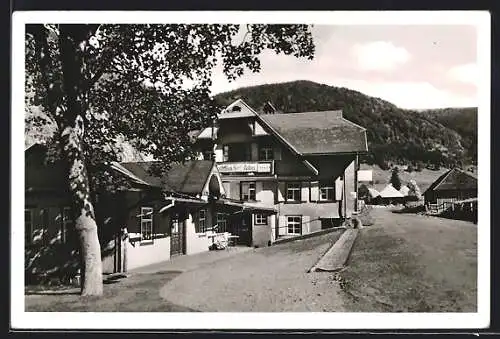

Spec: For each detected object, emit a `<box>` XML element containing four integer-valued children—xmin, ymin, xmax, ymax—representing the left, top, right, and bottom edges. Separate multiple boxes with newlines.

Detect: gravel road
<box><xmin>160</xmin><ymin>230</ymin><xmax>345</xmax><ymax>312</ymax></box>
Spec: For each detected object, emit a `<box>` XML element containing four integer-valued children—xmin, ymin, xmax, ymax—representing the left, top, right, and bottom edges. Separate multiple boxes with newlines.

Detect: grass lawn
<box><xmin>339</xmin><ymin>208</ymin><xmax>477</xmax><ymax>312</ymax></box>
<box><xmin>360</xmin><ymin>164</ymin><xmax>449</xmax><ymax>192</ymax></box>
<box><xmin>25</xmin><ymin>271</ymin><xmax>194</xmax><ymax>312</ymax></box>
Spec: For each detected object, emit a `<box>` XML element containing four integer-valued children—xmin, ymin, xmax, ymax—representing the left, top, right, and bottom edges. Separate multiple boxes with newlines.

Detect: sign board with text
<box><xmin>218</xmin><ymin>162</ymin><xmax>272</xmax><ymax>174</ymax></box>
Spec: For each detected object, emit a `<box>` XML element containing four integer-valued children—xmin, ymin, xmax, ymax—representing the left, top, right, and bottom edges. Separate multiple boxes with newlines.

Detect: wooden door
<box><xmin>235</xmin><ymin>213</ymin><xmax>252</xmax><ymax>246</ymax></box>
<box><xmin>170</xmin><ymin>214</ymin><xmax>185</xmax><ymax>256</ymax></box>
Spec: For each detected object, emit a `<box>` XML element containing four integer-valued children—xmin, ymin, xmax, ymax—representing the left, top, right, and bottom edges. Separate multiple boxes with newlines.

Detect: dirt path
<box><xmin>25</xmin><ymin>271</ymin><xmax>193</xmax><ymax>312</ymax></box>
<box><xmin>160</xmin><ymin>231</ymin><xmax>345</xmax><ymax>312</ymax></box>
<box><xmin>339</xmin><ymin>208</ymin><xmax>477</xmax><ymax>312</ymax></box>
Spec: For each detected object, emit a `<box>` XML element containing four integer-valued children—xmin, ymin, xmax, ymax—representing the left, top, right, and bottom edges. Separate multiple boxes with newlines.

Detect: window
<box><xmin>254</xmin><ymin>214</ymin><xmax>268</xmax><ymax>225</ymax></box>
<box><xmin>241</xmin><ymin>182</ymin><xmax>256</xmax><ymax>201</ymax></box>
<box><xmin>223</xmin><ymin>145</ymin><xmax>229</xmax><ymax>162</ymax></box>
<box><xmin>286</xmin><ymin>182</ymin><xmax>301</xmax><ymax>202</ymax></box>
<box><xmin>259</xmin><ymin>146</ymin><xmax>274</xmax><ymax>160</ymax></box>
<box><xmin>61</xmin><ymin>206</ymin><xmax>73</xmax><ymax>243</ymax></box>
<box><xmin>286</xmin><ymin>216</ymin><xmax>302</xmax><ymax>235</ymax></box>
<box><xmin>320</xmin><ymin>182</ymin><xmax>334</xmax><ymax>201</ymax></box>
<box><xmin>198</xmin><ymin>209</ymin><xmax>206</xmax><ymax>233</ymax></box>
<box><xmin>25</xmin><ymin>209</ymin><xmax>33</xmax><ymax>244</ymax></box>
<box><xmin>216</xmin><ymin>213</ymin><xmax>227</xmax><ymax>233</ymax></box>
<box><xmin>140</xmin><ymin>207</ymin><xmax>153</xmax><ymax>243</ymax></box>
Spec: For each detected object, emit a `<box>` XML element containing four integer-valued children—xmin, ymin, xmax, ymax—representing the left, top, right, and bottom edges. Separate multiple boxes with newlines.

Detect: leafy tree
<box><xmin>358</xmin><ymin>184</ymin><xmax>370</xmax><ymax>200</ymax></box>
<box><xmin>390</xmin><ymin>167</ymin><xmax>402</xmax><ymax>191</ymax></box>
<box><xmin>406</xmin><ymin>164</ymin><xmax>414</xmax><ymax>173</ymax></box>
<box><xmin>407</xmin><ymin>179</ymin><xmax>422</xmax><ymax>201</ymax></box>
<box><xmin>25</xmin><ymin>24</ymin><xmax>315</xmax><ymax>296</ymax></box>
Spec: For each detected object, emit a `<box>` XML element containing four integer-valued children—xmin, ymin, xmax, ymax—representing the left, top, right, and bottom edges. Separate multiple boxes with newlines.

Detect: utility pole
<box><xmin>354</xmin><ymin>153</ymin><xmax>359</xmax><ymax>213</ymax></box>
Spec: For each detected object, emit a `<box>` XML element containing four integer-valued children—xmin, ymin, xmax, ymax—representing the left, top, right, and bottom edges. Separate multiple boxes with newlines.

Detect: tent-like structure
<box><xmin>379</xmin><ymin>184</ymin><xmax>405</xmax><ymax>205</ymax></box>
<box><xmin>368</xmin><ymin>187</ymin><xmax>381</xmax><ymax>198</ymax></box>
<box><xmin>399</xmin><ymin>185</ymin><xmax>410</xmax><ymax>196</ymax></box>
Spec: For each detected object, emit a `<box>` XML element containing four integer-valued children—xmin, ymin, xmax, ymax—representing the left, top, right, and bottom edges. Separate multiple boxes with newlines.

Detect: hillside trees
<box><xmin>25</xmin><ymin>24</ymin><xmax>315</xmax><ymax>296</ymax></box>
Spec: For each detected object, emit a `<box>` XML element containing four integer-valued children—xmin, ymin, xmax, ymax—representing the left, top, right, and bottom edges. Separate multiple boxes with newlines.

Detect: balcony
<box><xmin>217</xmin><ymin>160</ymin><xmax>274</xmax><ymax>175</ymax></box>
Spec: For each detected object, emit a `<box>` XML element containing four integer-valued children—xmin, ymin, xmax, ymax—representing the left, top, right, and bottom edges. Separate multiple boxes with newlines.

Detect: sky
<box><xmin>209</xmin><ymin>25</ymin><xmax>478</xmax><ymax>110</ymax></box>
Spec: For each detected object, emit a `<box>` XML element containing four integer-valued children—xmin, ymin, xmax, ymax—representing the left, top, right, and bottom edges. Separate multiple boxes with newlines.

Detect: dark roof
<box><xmin>425</xmin><ymin>168</ymin><xmax>477</xmax><ymax>193</ymax></box>
<box><xmin>25</xmin><ymin>144</ymin><xmax>68</xmax><ymax>192</ymax></box>
<box><xmin>119</xmin><ymin>160</ymin><xmax>215</xmax><ymax>195</ymax></box>
<box><xmin>258</xmin><ymin>111</ymin><xmax>368</xmax><ymax>155</ymax></box>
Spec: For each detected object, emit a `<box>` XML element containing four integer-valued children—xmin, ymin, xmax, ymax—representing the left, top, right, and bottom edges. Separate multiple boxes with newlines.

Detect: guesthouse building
<box><xmin>194</xmin><ymin>99</ymin><xmax>368</xmax><ymax>246</ymax></box>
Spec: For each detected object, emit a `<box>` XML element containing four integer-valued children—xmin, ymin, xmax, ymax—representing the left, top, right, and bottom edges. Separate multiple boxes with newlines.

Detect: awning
<box><xmin>215</xmin><ymin>199</ymin><xmax>277</xmax><ymax>215</ymax></box>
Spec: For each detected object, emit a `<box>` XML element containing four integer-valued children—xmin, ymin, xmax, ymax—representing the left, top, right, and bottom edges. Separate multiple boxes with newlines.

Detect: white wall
<box><xmin>126</xmin><ymin>236</ymin><xmax>171</xmax><ymax>271</ymax></box>
<box><xmin>185</xmin><ymin>212</ymin><xmax>212</xmax><ymax>255</ymax></box>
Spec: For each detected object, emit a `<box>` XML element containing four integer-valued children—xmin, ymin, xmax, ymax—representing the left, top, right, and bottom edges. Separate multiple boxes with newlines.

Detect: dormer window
<box><xmin>231</xmin><ymin>105</ymin><xmax>241</xmax><ymax>112</ymax></box>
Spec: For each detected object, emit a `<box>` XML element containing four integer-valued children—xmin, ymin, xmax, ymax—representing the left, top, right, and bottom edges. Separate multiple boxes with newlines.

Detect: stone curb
<box><xmin>309</xmin><ymin>228</ymin><xmax>359</xmax><ymax>272</ymax></box>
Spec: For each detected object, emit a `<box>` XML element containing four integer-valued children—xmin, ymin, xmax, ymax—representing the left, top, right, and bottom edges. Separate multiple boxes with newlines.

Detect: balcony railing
<box><xmin>217</xmin><ymin>160</ymin><xmax>274</xmax><ymax>175</ymax></box>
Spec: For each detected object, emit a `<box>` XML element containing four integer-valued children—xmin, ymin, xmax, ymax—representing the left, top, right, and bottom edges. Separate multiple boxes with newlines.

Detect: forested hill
<box><xmin>214</xmin><ymin>80</ymin><xmax>477</xmax><ymax>168</ymax></box>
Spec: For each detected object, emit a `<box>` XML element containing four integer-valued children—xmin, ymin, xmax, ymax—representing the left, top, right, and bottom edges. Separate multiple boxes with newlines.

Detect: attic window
<box><xmin>231</xmin><ymin>105</ymin><xmax>241</xmax><ymax>112</ymax></box>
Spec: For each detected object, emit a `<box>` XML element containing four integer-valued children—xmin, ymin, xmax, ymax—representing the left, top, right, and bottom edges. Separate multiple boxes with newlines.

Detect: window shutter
<box><xmin>277</xmin><ymin>182</ymin><xmax>286</xmax><ymax>202</ymax></box>
<box><xmin>335</xmin><ymin>177</ymin><xmax>343</xmax><ymax>201</ymax></box>
<box><xmin>301</xmin><ymin>215</ymin><xmax>310</xmax><ymax>235</ymax></box>
<box><xmin>222</xmin><ymin>182</ymin><xmax>230</xmax><ymax>198</ymax></box>
<box><xmin>310</xmin><ymin>181</ymin><xmax>319</xmax><ymax>202</ymax></box>
<box><xmin>278</xmin><ymin>215</ymin><xmax>287</xmax><ymax>236</ymax></box>
<box><xmin>255</xmin><ymin>181</ymin><xmax>263</xmax><ymax>201</ymax></box>
<box><xmin>273</xmin><ymin>146</ymin><xmax>282</xmax><ymax>161</ymax></box>
<box><xmin>301</xmin><ymin>182</ymin><xmax>309</xmax><ymax>202</ymax></box>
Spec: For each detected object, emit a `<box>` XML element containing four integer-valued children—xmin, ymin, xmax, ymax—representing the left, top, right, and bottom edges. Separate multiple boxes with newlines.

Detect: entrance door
<box><xmin>235</xmin><ymin>213</ymin><xmax>252</xmax><ymax>246</ymax></box>
<box><xmin>170</xmin><ymin>214</ymin><xmax>185</xmax><ymax>256</ymax></box>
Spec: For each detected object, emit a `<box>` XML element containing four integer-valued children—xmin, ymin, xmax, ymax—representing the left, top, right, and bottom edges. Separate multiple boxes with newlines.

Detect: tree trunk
<box><xmin>58</xmin><ymin>25</ymin><xmax>103</xmax><ymax>296</ymax></box>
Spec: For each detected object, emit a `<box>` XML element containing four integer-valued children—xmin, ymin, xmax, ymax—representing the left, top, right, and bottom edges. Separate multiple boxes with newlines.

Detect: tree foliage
<box><xmin>407</xmin><ymin>179</ymin><xmax>422</xmax><ymax>201</ymax></box>
<box><xmin>390</xmin><ymin>167</ymin><xmax>402</xmax><ymax>191</ymax></box>
<box><xmin>25</xmin><ymin>24</ymin><xmax>316</xmax><ymax>295</ymax></box>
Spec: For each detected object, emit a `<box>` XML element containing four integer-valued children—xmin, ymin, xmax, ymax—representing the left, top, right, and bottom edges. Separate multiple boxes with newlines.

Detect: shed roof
<box><xmin>399</xmin><ymin>185</ymin><xmax>410</xmax><ymax>196</ymax></box>
<box><xmin>258</xmin><ymin>111</ymin><xmax>368</xmax><ymax>155</ymax></box>
<box><xmin>424</xmin><ymin>168</ymin><xmax>477</xmax><ymax>193</ymax></box>
<box><xmin>118</xmin><ymin>160</ymin><xmax>215</xmax><ymax>195</ymax></box>
<box><xmin>379</xmin><ymin>184</ymin><xmax>405</xmax><ymax>198</ymax></box>
<box><xmin>368</xmin><ymin>187</ymin><xmax>381</xmax><ymax>198</ymax></box>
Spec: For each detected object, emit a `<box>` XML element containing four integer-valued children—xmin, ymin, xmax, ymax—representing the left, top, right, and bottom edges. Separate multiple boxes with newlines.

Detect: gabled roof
<box><xmin>424</xmin><ymin>168</ymin><xmax>477</xmax><ymax>193</ymax></box>
<box><xmin>399</xmin><ymin>185</ymin><xmax>410</xmax><ymax>196</ymax></box>
<box><xmin>117</xmin><ymin>160</ymin><xmax>215</xmax><ymax>195</ymax></box>
<box><xmin>379</xmin><ymin>184</ymin><xmax>405</xmax><ymax>198</ymax></box>
<box><xmin>368</xmin><ymin>187</ymin><xmax>381</xmax><ymax>198</ymax></box>
<box><xmin>218</xmin><ymin>98</ymin><xmax>258</xmax><ymax>120</ymax></box>
<box><xmin>258</xmin><ymin>111</ymin><xmax>368</xmax><ymax>155</ymax></box>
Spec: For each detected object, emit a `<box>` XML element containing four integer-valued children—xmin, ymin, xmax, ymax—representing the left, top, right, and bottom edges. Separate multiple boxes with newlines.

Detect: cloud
<box><xmin>351</xmin><ymin>41</ymin><xmax>411</xmax><ymax>72</ymax></box>
<box><xmin>448</xmin><ymin>63</ymin><xmax>478</xmax><ymax>85</ymax></box>
<box><xmin>331</xmin><ymin>78</ymin><xmax>477</xmax><ymax>109</ymax></box>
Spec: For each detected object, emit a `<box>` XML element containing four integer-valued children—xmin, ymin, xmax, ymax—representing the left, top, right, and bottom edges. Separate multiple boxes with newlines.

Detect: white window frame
<box><xmin>25</xmin><ymin>209</ymin><xmax>33</xmax><ymax>244</ymax></box>
<box><xmin>198</xmin><ymin>209</ymin><xmax>206</xmax><ymax>233</ymax></box>
<box><xmin>259</xmin><ymin>146</ymin><xmax>274</xmax><ymax>161</ymax></box>
<box><xmin>319</xmin><ymin>183</ymin><xmax>334</xmax><ymax>201</ymax></box>
<box><xmin>140</xmin><ymin>207</ymin><xmax>154</xmax><ymax>244</ymax></box>
<box><xmin>286</xmin><ymin>215</ymin><xmax>302</xmax><ymax>235</ymax></box>
<box><xmin>254</xmin><ymin>213</ymin><xmax>268</xmax><ymax>225</ymax></box>
<box><xmin>216</xmin><ymin>213</ymin><xmax>227</xmax><ymax>233</ymax></box>
<box><xmin>241</xmin><ymin>182</ymin><xmax>256</xmax><ymax>201</ymax></box>
<box><xmin>286</xmin><ymin>182</ymin><xmax>301</xmax><ymax>202</ymax></box>
<box><xmin>61</xmin><ymin>206</ymin><xmax>72</xmax><ymax>243</ymax></box>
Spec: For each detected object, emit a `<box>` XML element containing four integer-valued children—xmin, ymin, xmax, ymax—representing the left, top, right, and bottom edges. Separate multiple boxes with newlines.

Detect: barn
<box><xmin>424</xmin><ymin>168</ymin><xmax>477</xmax><ymax>208</ymax></box>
